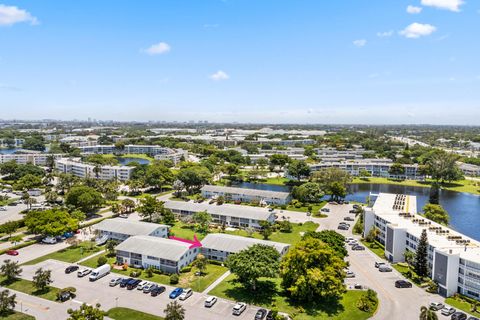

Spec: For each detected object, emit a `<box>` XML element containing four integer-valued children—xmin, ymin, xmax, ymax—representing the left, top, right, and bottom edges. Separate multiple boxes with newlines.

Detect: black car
<box><xmin>451</xmin><ymin>312</ymin><xmax>467</xmax><ymax>320</ymax></box>
<box><xmin>58</xmin><ymin>290</ymin><xmax>74</xmax><ymax>302</ymax></box>
<box><xmin>127</xmin><ymin>279</ymin><xmax>142</xmax><ymax>290</ymax></box>
<box><xmin>65</xmin><ymin>265</ymin><xmax>79</xmax><ymax>274</ymax></box>
<box><xmin>120</xmin><ymin>277</ymin><xmax>133</xmax><ymax>288</ymax></box>
<box><xmin>151</xmin><ymin>285</ymin><xmax>166</xmax><ymax>296</ymax></box>
<box><xmin>266</xmin><ymin>310</ymin><xmax>274</xmax><ymax>320</ymax></box>
<box><xmin>255</xmin><ymin>308</ymin><xmax>267</xmax><ymax>320</ymax></box>
<box><xmin>467</xmin><ymin>317</ymin><xmax>480</xmax><ymax>320</ymax></box>
<box><xmin>395</xmin><ymin>280</ymin><xmax>412</xmax><ymax>288</ymax></box>
<box><xmin>352</xmin><ymin>245</ymin><xmax>365</xmax><ymax>251</ymax></box>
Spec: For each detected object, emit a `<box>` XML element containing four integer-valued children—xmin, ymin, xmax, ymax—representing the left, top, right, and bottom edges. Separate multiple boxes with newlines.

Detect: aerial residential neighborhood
<box><xmin>1</xmin><ymin>1</ymin><xmax>480</xmax><ymax>320</ymax></box>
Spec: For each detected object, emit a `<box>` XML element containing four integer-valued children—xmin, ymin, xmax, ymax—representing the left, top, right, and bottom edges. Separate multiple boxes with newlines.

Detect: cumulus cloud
<box><xmin>0</xmin><ymin>4</ymin><xmax>37</xmax><ymax>26</ymax></box>
<box><xmin>353</xmin><ymin>39</ymin><xmax>367</xmax><ymax>47</ymax></box>
<box><xmin>421</xmin><ymin>0</ymin><xmax>464</xmax><ymax>12</ymax></box>
<box><xmin>377</xmin><ymin>30</ymin><xmax>394</xmax><ymax>38</ymax></box>
<box><xmin>210</xmin><ymin>70</ymin><xmax>229</xmax><ymax>81</ymax></box>
<box><xmin>399</xmin><ymin>23</ymin><xmax>436</xmax><ymax>38</ymax></box>
<box><xmin>144</xmin><ymin>42</ymin><xmax>171</xmax><ymax>55</ymax></box>
<box><xmin>407</xmin><ymin>5</ymin><xmax>423</xmax><ymax>14</ymax></box>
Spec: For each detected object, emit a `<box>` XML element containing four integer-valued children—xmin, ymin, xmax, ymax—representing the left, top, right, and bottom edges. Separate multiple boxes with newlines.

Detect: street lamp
<box><xmin>115</xmin><ymin>297</ymin><xmax>118</xmax><ymax>308</ymax></box>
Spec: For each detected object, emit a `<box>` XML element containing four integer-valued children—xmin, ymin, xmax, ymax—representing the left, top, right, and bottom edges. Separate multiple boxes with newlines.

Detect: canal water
<box><xmin>233</xmin><ymin>182</ymin><xmax>480</xmax><ymax>241</ymax></box>
<box><xmin>116</xmin><ymin>157</ymin><xmax>150</xmax><ymax>165</ymax></box>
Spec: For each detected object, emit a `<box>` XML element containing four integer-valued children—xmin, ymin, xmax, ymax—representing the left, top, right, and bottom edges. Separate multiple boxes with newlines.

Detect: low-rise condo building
<box><xmin>200</xmin><ymin>185</ymin><xmax>291</xmax><ymax>205</ymax></box>
<box><xmin>55</xmin><ymin>158</ymin><xmax>134</xmax><ymax>180</ymax></box>
<box><xmin>95</xmin><ymin>218</ymin><xmax>169</xmax><ymax>242</ymax></box>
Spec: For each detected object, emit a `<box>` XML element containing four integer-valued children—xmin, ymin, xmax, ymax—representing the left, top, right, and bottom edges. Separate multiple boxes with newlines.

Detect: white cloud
<box><xmin>421</xmin><ymin>0</ymin><xmax>464</xmax><ymax>12</ymax></box>
<box><xmin>353</xmin><ymin>39</ymin><xmax>367</xmax><ymax>47</ymax></box>
<box><xmin>399</xmin><ymin>23</ymin><xmax>436</xmax><ymax>38</ymax></box>
<box><xmin>210</xmin><ymin>70</ymin><xmax>229</xmax><ymax>81</ymax></box>
<box><xmin>407</xmin><ymin>5</ymin><xmax>423</xmax><ymax>14</ymax></box>
<box><xmin>0</xmin><ymin>4</ymin><xmax>37</xmax><ymax>26</ymax></box>
<box><xmin>144</xmin><ymin>42</ymin><xmax>171</xmax><ymax>55</ymax></box>
<box><xmin>377</xmin><ymin>30</ymin><xmax>394</xmax><ymax>38</ymax></box>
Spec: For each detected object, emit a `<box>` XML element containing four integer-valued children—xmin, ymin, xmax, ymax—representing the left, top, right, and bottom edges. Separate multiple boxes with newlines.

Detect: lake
<box><xmin>116</xmin><ymin>157</ymin><xmax>150</xmax><ymax>165</ymax></box>
<box><xmin>233</xmin><ymin>181</ymin><xmax>480</xmax><ymax>241</ymax></box>
<box><xmin>0</xmin><ymin>148</ymin><xmax>21</xmax><ymax>154</ymax></box>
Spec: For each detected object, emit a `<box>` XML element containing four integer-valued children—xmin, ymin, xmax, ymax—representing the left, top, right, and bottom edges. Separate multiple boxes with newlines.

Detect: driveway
<box><xmin>20</xmin><ymin>259</ymin><xmax>269</xmax><ymax>320</ymax></box>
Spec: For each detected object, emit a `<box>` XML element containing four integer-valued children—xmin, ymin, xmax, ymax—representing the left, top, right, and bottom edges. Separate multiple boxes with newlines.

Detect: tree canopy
<box><xmin>423</xmin><ymin>204</ymin><xmax>449</xmax><ymax>225</ymax></box>
<box><xmin>302</xmin><ymin>230</ymin><xmax>347</xmax><ymax>258</ymax></box>
<box><xmin>25</xmin><ymin>209</ymin><xmax>79</xmax><ymax>236</ymax></box>
<box><xmin>291</xmin><ymin>182</ymin><xmax>323</xmax><ymax>203</ymax></box>
<box><xmin>286</xmin><ymin>160</ymin><xmax>311</xmax><ymax>181</ymax></box>
<box><xmin>65</xmin><ymin>185</ymin><xmax>104</xmax><ymax>213</ymax></box>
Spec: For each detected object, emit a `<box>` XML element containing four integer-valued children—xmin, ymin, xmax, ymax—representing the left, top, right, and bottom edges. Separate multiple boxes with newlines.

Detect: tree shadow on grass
<box><xmin>284</xmin><ymin>294</ymin><xmax>345</xmax><ymax>318</ymax></box>
<box><xmin>32</xmin><ymin>288</ymin><xmax>51</xmax><ymax>296</ymax></box>
<box><xmin>223</xmin><ymin>279</ymin><xmax>278</xmax><ymax>305</ymax></box>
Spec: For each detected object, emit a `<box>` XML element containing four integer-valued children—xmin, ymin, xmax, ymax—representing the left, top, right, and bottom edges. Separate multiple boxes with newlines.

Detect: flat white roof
<box><xmin>164</xmin><ymin>200</ymin><xmax>274</xmax><ymax>221</ymax></box>
<box><xmin>201</xmin><ymin>185</ymin><xmax>290</xmax><ymax>200</ymax></box>
<box><xmin>372</xmin><ymin>193</ymin><xmax>480</xmax><ymax>261</ymax></box>
<box><xmin>115</xmin><ymin>235</ymin><xmax>191</xmax><ymax>261</ymax></box>
<box><xmin>201</xmin><ymin>233</ymin><xmax>289</xmax><ymax>254</ymax></box>
<box><xmin>95</xmin><ymin>218</ymin><xmax>168</xmax><ymax>236</ymax></box>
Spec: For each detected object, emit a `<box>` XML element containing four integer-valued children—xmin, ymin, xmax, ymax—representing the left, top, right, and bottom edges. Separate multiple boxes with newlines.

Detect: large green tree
<box><xmin>192</xmin><ymin>211</ymin><xmax>212</xmax><ymax>233</ymax></box>
<box><xmin>32</xmin><ymin>268</ymin><xmax>53</xmax><ymax>292</ymax></box>
<box><xmin>0</xmin><ymin>289</ymin><xmax>16</xmax><ymax>316</ymax></box>
<box><xmin>13</xmin><ymin>173</ymin><xmax>43</xmax><ymax>190</ymax></box>
<box><xmin>423</xmin><ymin>204</ymin><xmax>449</xmax><ymax>225</ymax></box>
<box><xmin>65</xmin><ymin>185</ymin><xmax>104</xmax><ymax>213</ymax></box>
<box><xmin>25</xmin><ymin>209</ymin><xmax>79</xmax><ymax>236</ymax></box>
<box><xmin>415</xmin><ymin>229</ymin><xmax>429</xmax><ymax>278</ymax></box>
<box><xmin>311</xmin><ymin>167</ymin><xmax>352</xmax><ymax>200</ymax></box>
<box><xmin>291</xmin><ymin>182</ymin><xmax>323</xmax><ymax>203</ymax></box>
<box><xmin>137</xmin><ymin>195</ymin><xmax>162</xmax><ymax>222</ymax></box>
<box><xmin>425</xmin><ymin>151</ymin><xmax>463</xmax><ymax>183</ymax></box>
<box><xmin>177</xmin><ymin>166</ymin><xmax>211</xmax><ymax>194</ymax></box>
<box><xmin>419</xmin><ymin>305</ymin><xmax>438</xmax><ymax>320</ymax></box>
<box><xmin>280</xmin><ymin>238</ymin><xmax>346</xmax><ymax>302</ymax></box>
<box><xmin>286</xmin><ymin>160</ymin><xmax>311</xmax><ymax>181</ymax></box>
<box><xmin>226</xmin><ymin>244</ymin><xmax>281</xmax><ymax>290</ymax></box>
<box><xmin>164</xmin><ymin>301</ymin><xmax>185</xmax><ymax>320</ymax></box>
<box><xmin>67</xmin><ymin>303</ymin><xmax>104</xmax><ymax>320</ymax></box>
<box><xmin>388</xmin><ymin>163</ymin><xmax>405</xmax><ymax>177</ymax></box>
<box><xmin>0</xmin><ymin>260</ymin><xmax>22</xmax><ymax>283</ymax></box>
<box><xmin>302</xmin><ymin>230</ymin><xmax>347</xmax><ymax>258</ymax></box>
<box><xmin>145</xmin><ymin>162</ymin><xmax>174</xmax><ymax>190</ymax></box>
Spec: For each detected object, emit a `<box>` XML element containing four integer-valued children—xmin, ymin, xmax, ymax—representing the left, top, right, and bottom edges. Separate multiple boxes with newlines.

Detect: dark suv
<box><xmin>451</xmin><ymin>312</ymin><xmax>467</xmax><ymax>320</ymax></box>
<box><xmin>127</xmin><ymin>279</ymin><xmax>141</xmax><ymax>290</ymax></box>
<box><xmin>120</xmin><ymin>278</ymin><xmax>133</xmax><ymax>288</ymax></box>
<box><xmin>394</xmin><ymin>280</ymin><xmax>412</xmax><ymax>288</ymax></box>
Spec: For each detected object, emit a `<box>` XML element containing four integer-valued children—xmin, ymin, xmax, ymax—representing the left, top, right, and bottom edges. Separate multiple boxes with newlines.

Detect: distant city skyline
<box><xmin>1</xmin><ymin>0</ymin><xmax>479</xmax><ymax>124</ymax></box>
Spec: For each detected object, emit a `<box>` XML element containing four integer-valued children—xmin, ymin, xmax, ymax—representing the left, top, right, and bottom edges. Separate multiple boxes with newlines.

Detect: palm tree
<box><xmin>93</xmin><ymin>165</ymin><xmax>101</xmax><ymax>179</ymax></box>
<box><xmin>419</xmin><ymin>306</ymin><xmax>438</xmax><ymax>320</ymax></box>
<box><xmin>164</xmin><ymin>301</ymin><xmax>185</xmax><ymax>320</ymax></box>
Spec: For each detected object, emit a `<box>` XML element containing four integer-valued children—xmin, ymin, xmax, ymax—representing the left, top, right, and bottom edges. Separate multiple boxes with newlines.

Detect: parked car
<box><xmin>451</xmin><ymin>312</ymin><xmax>467</xmax><ymax>320</ymax></box>
<box><xmin>395</xmin><ymin>280</ymin><xmax>412</xmax><ymax>288</ymax></box>
<box><xmin>353</xmin><ymin>284</ymin><xmax>363</xmax><ymax>289</ymax></box>
<box><xmin>338</xmin><ymin>225</ymin><xmax>349</xmax><ymax>230</ymax></box>
<box><xmin>348</xmin><ymin>240</ymin><xmax>358</xmax><ymax>246</ymax></box>
<box><xmin>42</xmin><ymin>236</ymin><xmax>57</xmax><ymax>244</ymax></box>
<box><xmin>440</xmin><ymin>306</ymin><xmax>456</xmax><ymax>316</ymax></box>
<box><xmin>169</xmin><ymin>288</ymin><xmax>183</xmax><ymax>299</ymax></box>
<box><xmin>142</xmin><ymin>282</ymin><xmax>155</xmax><ymax>293</ymax></box>
<box><xmin>0</xmin><ymin>206</ymin><xmax>7</xmax><ymax>211</ymax></box>
<box><xmin>255</xmin><ymin>308</ymin><xmax>267</xmax><ymax>320</ymax></box>
<box><xmin>375</xmin><ymin>262</ymin><xmax>386</xmax><ymax>268</ymax></box>
<box><xmin>151</xmin><ymin>285</ymin><xmax>166</xmax><ymax>296</ymax></box>
<box><xmin>77</xmin><ymin>268</ymin><xmax>91</xmax><ymax>277</ymax></box>
<box><xmin>321</xmin><ymin>208</ymin><xmax>330</xmax><ymax>212</ymax></box>
<box><xmin>126</xmin><ymin>279</ymin><xmax>141</xmax><ymax>290</ymax></box>
<box><xmin>378</xmin><ymin>265</ymin><xmax>392</xmax><ymax>272</ymax></box>
<box><xmin>58</xmin><ymin>290</ymin><xmax>74</xmax><ymax>302</ymax></box>
<box><xmin>109</xmin><ymin>277</ymin><xmax>122</xmax><ymax>287</ymax></box>
<box><xmin>205</xmin><ymin>296</ymin><xmax>218</xmax><ymax>307</ymax></box>
<box><xmin>232</xmin><ymin>302</ymin><xmax>247</xmax><ymax>315</ymax></box>
<box><xmin>266</xmin><ymin>310</ymin><xmax>274</xmax><ymax>320</ymax></box>
<box><xmin>467</xmin><ymin>317</ymin><xmax>480</xmax><ymax>320</ymax></box>
<box><xmin>65</xmin><ymin>265</ymin><xmax>79</xmax><ymax>274</ymax></box>
<box><xmin>352</xmin><ymin>245</ymin><xmax>365</xmax><ymax>251</ymax></box>
<box><xmin>349</xmin><ymin>209</ymin><xmax>357</xmax><ymax>214</ymax></box>
<box><xmin>429</xmin><ymin>302</ymin><xmax>445</xmax><ymax>311</ymax></box>
<box><xmin>137</xmin><ymin>281</ymin><xmax>149</xmax><ymax>290</ymax></box>
<box><xmin>120</xmin><ymin>278</ymin><xmax>133</xmax><ymax>288</ymax></box>
<box><xmin>6</xmin><ymin>250</ymin><xmax>19</xmax><ymax>256</ymax></box>
<box><xmin>345</xmin><ymin>237</ymin><xmax>354</xmax><ymax>243</ymax></box>
<box><xmin>345</xmin><ymin>270</ymin><xmax>355</xmax><ymax>278</ymax></box>
<box><xmin>353</xmin><ymin>204</ymin><xmax>360</xmax><ymax>209</ymax></box>
<box><xmin>179</xmin><ymin>288</ymin><xmax>193</xmax><ymax>301</ymax></box>
<box><xmin>344</xmin><ymin>217</ymin><xmax>354</xmax><ymax>221</ymax></box>
<box><xmin>89</xmin><ymin>264</ymin><xmax>111</xmax><ymax>281</ymax></box>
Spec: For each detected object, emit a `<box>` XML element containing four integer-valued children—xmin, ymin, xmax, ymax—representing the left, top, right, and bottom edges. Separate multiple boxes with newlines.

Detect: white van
<box><xmin>89</xmin><ymin>264</ymin><xmax>111</xmax><ymax>281</ymax></box>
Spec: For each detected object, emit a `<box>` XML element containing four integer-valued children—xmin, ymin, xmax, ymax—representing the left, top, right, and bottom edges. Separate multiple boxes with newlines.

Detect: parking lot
<box><xmin>20</xmin><ymin>259</ymin><xmax>270</xmax><ymax>320</ymax></box>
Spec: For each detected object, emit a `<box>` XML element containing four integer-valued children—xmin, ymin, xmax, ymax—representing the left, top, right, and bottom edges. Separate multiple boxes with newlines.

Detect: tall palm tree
<box><xmin>164</xmin><ymin>301</ymin><xmax>185</xmax><ymax>320</ymax></box>
<box><xmin>419</xmin><ymin>306</ymin><xmax>438</xmax><ymax>320</ymax></box>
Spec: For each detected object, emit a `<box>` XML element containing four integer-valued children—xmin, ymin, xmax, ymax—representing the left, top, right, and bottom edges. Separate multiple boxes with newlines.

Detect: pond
<box><xmin>231</xmin><ymin>181</ymin><xmax>480</xmax><ymax>241</ymax></box>
<box><xmin>116</xmin><ymin>157</ymin><xmax>150</xmax><ymax>165</ymax></box>
<box><xmin>0</xmin><ymin>148</ymin><xmax>22</xmax><ymax>154</ymax></box>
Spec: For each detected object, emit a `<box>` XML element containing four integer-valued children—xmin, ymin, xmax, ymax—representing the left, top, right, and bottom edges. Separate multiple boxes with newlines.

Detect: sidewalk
<box><xmin>202</xmin><ymin>270</ymin><xmax>231</xmax><ymax>294</ymax></box>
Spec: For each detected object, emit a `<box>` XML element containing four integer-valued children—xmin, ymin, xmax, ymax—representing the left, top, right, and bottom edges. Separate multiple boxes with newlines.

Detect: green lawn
<box><xmin>119</xmin><ymin>154</ymin><xmax>155</xmax><ymax>161</ymax></box>
<box><xmin>106</xmin><ymin>307</ymin><xmax>164</xmax><ymax>320</ymax></box>
<box><xmin>351</xmin><ymin>177</ymin><xmax>480</xmax><ymax>195</ymax></box>
<box><xmin>170</xmin><ymin>221</ymin><xmax>319</xmax><ymax>245</ymax></box>
<box><xmin>22</xmin><ymin>241</ymin><xmax>103</xmax><ymax>266</ymax></box>
<box><xmin>0</xmin><ymin>311</ymin><xmax>36</xmax><ymax>320</ymax></box>
<box><xmin>360</xmin><ymin>240</ymin><xmax>386</xmax><ymax>260</ymax></box>
<box><xmin>285</xmin><ymin>201</ymin><xmax>327</xmax><ymax>217</ymax></box>
<box><xmin>1</xmin><ymin>277</ymin><xmax>61</xmax><ymax>302</ymax></box>
<box><xmin>209</xmin><ymin>274</ymin><xmax>376</xmax><ymax>320</ymax></box>
<box><xmin>80</xmin><ymin>254</ymin><xmax>228</xmax><ymax>292</ymax></box>
<box><xmin>445</xmin><ymin>296</ymin><xmax>480</xmax><ymax>318</ymax></box>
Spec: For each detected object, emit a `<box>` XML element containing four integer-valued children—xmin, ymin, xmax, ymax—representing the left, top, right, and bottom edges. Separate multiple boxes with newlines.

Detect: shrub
<box><xmin>280</xmin><ymin>205</ymin><xmax>287</xmax><ymax>210</ymax></box>
<box><xmin>130</xmin><ymin>270</ymin><xmax>142</xmax><ymax>277</ymax></box>
<box><xmin>180</xmin><ymin>266</ymin><xmax>192</xmax><ymax>273</ymax></box>
<box><xmin>145</xmin><ymin>266</ymin><xmax>154</xmax><ymax>278</ymax></box>
<box><xmin>97</xmin><ymin>256</ymin><xmax>107</xmax><ymax>266</ymax></box>
<box><xmin>208</xmin><ymin>260</ymin><xmax>223</xmax><ymax>266</ymax></box>
<box><xmin>170</xmin><ymin>274</ymin><xmax>179</xmax><ymax>284</ymax></box>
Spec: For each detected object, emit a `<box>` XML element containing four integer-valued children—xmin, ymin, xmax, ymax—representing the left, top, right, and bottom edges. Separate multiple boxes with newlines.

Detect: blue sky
<box><xmin>1</xmin><ymin>0</ymin><xmax>479</xmax><ymax>124</ymax></box>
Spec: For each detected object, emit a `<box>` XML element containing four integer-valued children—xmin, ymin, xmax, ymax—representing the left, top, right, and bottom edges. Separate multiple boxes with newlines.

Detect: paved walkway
<box><xmin>202</xmin><ymin>270</ymin><xmax>231</xmax><ymax>294</ymax></box>
<box><xmin>76</xmin><ymin>249</ymin><xmax>106</xmax><ymax>264</ymax></box>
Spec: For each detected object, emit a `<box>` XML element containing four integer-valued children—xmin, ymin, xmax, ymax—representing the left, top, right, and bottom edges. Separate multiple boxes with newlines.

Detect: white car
<box><xmin>77</xmin><ymin>268</ymin><xmax>91</xmax><ymax>277</ymax></box>
<box><xmin>375</xmin><ymin>262</ymin><xmax>386</xmax><ymax>268</ymax></box>
<box><xmin>42</xmin><ymin>236</ymin><xmax>57</xmax><ymax>244</ymax></box>
<box><xmin>109</xmin><ymin>277</ymin><xmax>122</xmax><ymax>287</ymax></box>
<box><xmin>232</xmin><ymin>302</ymin><xmax>247</xmax><ymax>315</ymax></box>
<box><xmin>345</xmin><ymin>270</ymin><xmax>355</xmax><ymax>278</ymax></box>
<box><xmin>440</xmin><ymin>306</ymin><xmax>456</xmax><ymax>316</ymax></box>
<box><xmin>204</xmin><ymin>296</ymin><xmax>218</xmax><ymax>308</ymax></box>
<box><xmin>179</xmin><ymin>288</ymin><xmax>193</xmax><ymax>301</ymax></box>
<box><xmin>0</xmin><ymin>206</ymin><xmax>7</xmax><ymax>211</ymax></box>
<box><xmin>345</xmin><ymin>237</ymin><xmax>354</xmax><ymax>243</ymax></box>
<box><xmin>348</xmin><ymin>240</ymin><xmax>358</xmax><ymax>246</ymax></box>
<box><xmin>137</xmin><ymin>281</ymin><xmax>149</xmax><ymax>290</ymax></box>
<box><xmin>429</xmin><ymin>302</ymin><xmax>445</xmax><ymax>311</ymax></box>
<box><xmin>378</xmin><ymin>265</ymin><xmax>392</xmax><ymax>272</ymax></box>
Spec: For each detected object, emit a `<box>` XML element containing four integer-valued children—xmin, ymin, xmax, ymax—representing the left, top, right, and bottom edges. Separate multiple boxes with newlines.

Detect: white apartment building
<box><xmin>115</xmin><ymin>235</ymin><xmax>200</xmax><ymax>273</ymax></box>
<box><xmin>201</xmin><ymin>233</ymin><xmax>290</xmax><ymax>262</ymax></box>
<box><xmin>364</xmin><ymin>193</ymin><xmax>480</xmax><ymax>300</ymax></box>
<box><xmin>164</xmin><ymin>200</ymin><xmax>275</xmax><ymax>229</ymax></box>
<box><xmin>55</xmin><ymin>158</ymin><xmax>134</xmax><ymax>181</ymax></box>
<box><xmin>95</xmin><ymin>218</ymin><xmax>169</xmax><ymax>242</ymax></box>
<box><xmin>457</xmin><ymin>162</ymin><xmax>480</xmax><ymax>177</ymax></box>
<box><xmin>310</xmin><ymin>158</ymin><xmax>425</xmax><ymax>180</ymax></box>
<box><xmin>78</xmin><ymin>145</ymin><xmax>116</xmax><ymax>154</ymax></box>
<box><xmin>0</xmin><ymin>153</ymin><xmax>62</xmax><ymax>166</ymax></box>
<box><xmin>201</xmin><ymin>185</ymin><xmax>292</xmax><ymax>205</ymax></box>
